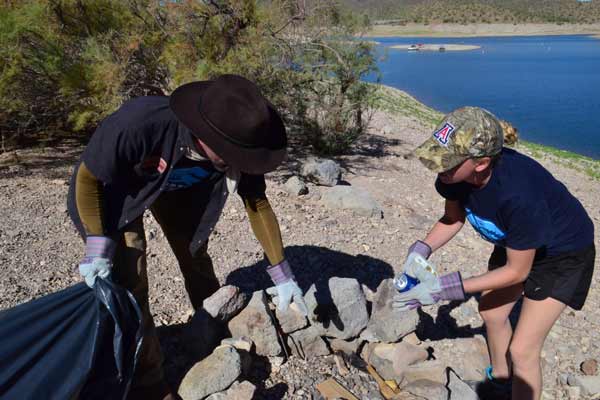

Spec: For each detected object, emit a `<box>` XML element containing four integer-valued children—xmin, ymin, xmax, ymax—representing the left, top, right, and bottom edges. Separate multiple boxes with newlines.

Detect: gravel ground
<box><xmin>1</xmin><ymin>108</ymin><xmax>599</xmax><ymax>399</ymax></box>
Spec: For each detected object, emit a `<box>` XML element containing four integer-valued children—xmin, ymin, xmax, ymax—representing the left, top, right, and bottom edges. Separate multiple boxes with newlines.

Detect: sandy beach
<box><xmin>365</xmin><ymin>23</ymin><xmax>600</xmax><ymax>38</ymax></box>
<box><xmin>389</xmin><ymin>44</ymin><xmax>480</xmax><ymax>51</ymax></box>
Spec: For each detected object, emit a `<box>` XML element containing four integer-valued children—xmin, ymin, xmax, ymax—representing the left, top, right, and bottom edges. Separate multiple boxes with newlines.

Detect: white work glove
<box><xmin>79</xmin><ymin>236</ymin><xmax>116</xmax><ymax>288</ymax></box>
<box><xmin>393</xmin><ymin>272</ymin><xmax>465</xmax><ymax>312</ymax></box>
<box><xmin>403</xmin><ymin>240</ymin><xmax>437</xmax><ymax>283</ymax></box>
<box><xmin>266</xmin><ymin>260</ymin><xmax>308</xmax><ymax>316</ymax></box>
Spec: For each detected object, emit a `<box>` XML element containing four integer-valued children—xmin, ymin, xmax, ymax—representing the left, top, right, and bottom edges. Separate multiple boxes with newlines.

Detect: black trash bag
<box><xmin>0</xmin><ymin>278</ymin><xmax>143</xmax><ymax>400</ymax></box>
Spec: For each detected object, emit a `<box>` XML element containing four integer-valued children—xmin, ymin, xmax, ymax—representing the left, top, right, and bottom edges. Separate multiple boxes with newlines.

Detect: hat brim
<box><xmin>414</xmin><ymin>137</ymin><xmax>468</xmax><ymax>173</ymax></box>
<box><xmin>170</xmin><ymin>81</ymin><xmax>287</xmax><ymax>175</ymax></box>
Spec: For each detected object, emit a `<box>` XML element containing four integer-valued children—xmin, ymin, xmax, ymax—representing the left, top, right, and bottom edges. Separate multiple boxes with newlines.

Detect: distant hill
<box><xmin>339</xmin><ymin>0</ymin><xmax>600</xmax><ymax>24</ymax></box>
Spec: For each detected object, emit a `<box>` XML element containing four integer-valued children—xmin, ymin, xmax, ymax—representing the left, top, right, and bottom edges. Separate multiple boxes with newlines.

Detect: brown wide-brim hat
<box><xmin>170</xmin><ymin>74</ymin><xmax>287</xmax><ymax>175</ymax></box>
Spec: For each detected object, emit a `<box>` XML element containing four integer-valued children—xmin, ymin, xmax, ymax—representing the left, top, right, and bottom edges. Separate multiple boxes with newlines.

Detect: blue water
<box><xmin>368</xmin><ymin>35</ymin><xmax>600</xmax><ymax>159</ymax></box>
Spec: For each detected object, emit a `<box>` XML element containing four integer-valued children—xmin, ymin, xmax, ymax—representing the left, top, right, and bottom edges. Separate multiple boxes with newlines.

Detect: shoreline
<box><xmin>389</xmin><ymin>44</ymin><xmax>481</xmax><ymax>51</ymax></box>
<box><xmin>374</xmin><ymin>84</ymin><xmax>600</xmax><ymax>177</ymax></box>
<box><xmin>364</xmin><ymin>23</ymin><xmax>600</xmax><ymax>38</ymax></box>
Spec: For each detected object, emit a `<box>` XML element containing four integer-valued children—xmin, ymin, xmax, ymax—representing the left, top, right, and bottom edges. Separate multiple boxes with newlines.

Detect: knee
<box><xmin>479</xmin><ymin>306</ymin><xmax>509</xmax><ymax>327</ymax></box>
<box><xmin>509</xmin><ymin>340</ymin><xmax>539</xmax><ymax>369</ymax></box>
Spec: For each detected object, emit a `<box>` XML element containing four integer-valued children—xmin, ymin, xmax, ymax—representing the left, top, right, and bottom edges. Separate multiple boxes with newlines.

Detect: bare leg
<box><xmin>510</xmin><ymin>297</ymin><xmax>566</xmax><ymax>400</ymax></box>
<box><xmin>478</xmin><ymin>283</ymin><xmax>523</xmax><ymax>379</ymax></box>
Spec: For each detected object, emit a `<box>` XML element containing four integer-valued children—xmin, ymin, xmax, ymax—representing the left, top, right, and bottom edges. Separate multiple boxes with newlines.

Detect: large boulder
<box><xmin>304</xmin><ymin>277</ymin><xmax>369</xmax><ymax>339</ymax></box>
<box><xmin>361</xmin><ymin>279</ymin><xmax>419</xmax><ymax>343</ymax></box>
<box><xmin>320</xmin><ymin>186</ymin><xmax>382</xmax><ymax>218</ymax></box>
<box><xmin>301</xmin><ymin>158</ymin><xmax>341</xmax><ymax>187</ymax></box>
<box><xmin>228</xmin><ymin>291</ymin><xmax>282</xmax><ymax>356</ymax></box>
<box><xmin>178</xmin><ymin>346</ymin><xmax>242</xmax><ymax>400</ymax></box>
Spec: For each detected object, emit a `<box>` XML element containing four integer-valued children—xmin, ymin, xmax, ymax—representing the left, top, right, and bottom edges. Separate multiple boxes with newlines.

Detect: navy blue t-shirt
<box><xmin>435</xmin><ymin>148</ymin><xmax>594</xmax><ymax>256</ymax></box>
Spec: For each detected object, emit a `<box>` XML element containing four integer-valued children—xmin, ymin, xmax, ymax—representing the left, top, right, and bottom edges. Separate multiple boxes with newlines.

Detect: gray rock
<box><xmin>301</xmin><ymin>158</ymin><xmax>341</xmax><ymax>187</ymax></box>
<box><xmin>329</xmin><ymin>338</ymin><xmax>362</xmax><ymax>355</ymax></box>
<box><xmin>567</xmin><ymin>374</ymin><xmax>600</xmax><ymax>396</ymax></box>
<box><xmin>305</xmin><ymin>277</ymin><xmax>369</xmax><ymax>339</ymax></box>
<box><xmin>205</xmin><ymin>381</ymin><xmax>256</xmax><ymax>400</ymax></box>
<box><xmin>320</xmin><ymin>186</ymin><xmax>383</xmax><ymax>218</ymax></box>
<box><xmin>287</xmin><ymin>326</ymin><xmax>330</xmax><ymax>358</ymax></box>
<box><xmin>401</xmin><ymin>360</ymin><xmax>448</xmax><ymax>386</ymax></box>
<box><xmin>275</xmin><ymin>304</ymin><xmax>308</xmax><ymax>333</ymax></box>
<box><xmin>433</xmin><ymin>336</ymin><xmax>490</xmax><ymax>381</ymax></box>
<box><xmin>202</xmin><ymin>285</ymin><xmax>248</xmax><ymax>322</ymax></box>
<box><xmin>403</xmin><ymin>379</ymin><xmax>448</xmax><ymax>400</ymax></box>
<box><xmin>184</xmin><ymin>309</ymin><xmax>225</xmax><ymax>359</ymax></box>
<box><xmin>178</xmin><ymin>346</ymin><xmax>242</xmax><ymax>400</ymax></box>
<box><xmin>228</xmin><ymin>291</ymin><xmax>282</xmax><ymax>356</ymax></box>
<box><xmin>284</xmin><ymin>176</ymin><xmax>309</xmax><ymax>196</ymax></box>
<box><xmin>220</xmin><ymin>336</ymin><xmax>254</xmax><ymax>352</ymax></box>
<box><xmin>361</xmin><ymin>342</ymin><xmax>428</xmax><ymax>381</ymax></box>
<box><xmin>447</xmin><ymin>369</ymin><xmax>478</xmax><ymax>400</ymax></box>
<box><xmin>362</xmin><ymin>279</ymin><xmax>419</xmax><ymax>342</ymax></box>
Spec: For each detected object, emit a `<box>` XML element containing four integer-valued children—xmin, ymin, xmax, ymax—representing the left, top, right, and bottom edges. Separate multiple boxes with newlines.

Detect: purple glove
<box><xmin>393</xmin><ymin>272</ymin><xmax>465</xmax><ymax>311</ymax></box>
<box><xmin>408</xmin><ymin>240</ymin><xmax>432</xmax><ymax>260</ymax></box>
<box><xmin>79</xmin><ymin>236</ymin><xmax>117</xmax><ymax>287</ymax></box>
<box><xmin>266</xmin><ymin>260</ymin><xmax>308</xmax><ymax>315</ymax></box>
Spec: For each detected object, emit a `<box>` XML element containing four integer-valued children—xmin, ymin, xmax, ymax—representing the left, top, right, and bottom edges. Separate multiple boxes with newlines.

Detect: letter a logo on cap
<box><xmin>433</xmin><ymin>122</ymin><xmax>455</xmax><ymax>146</ymax></box>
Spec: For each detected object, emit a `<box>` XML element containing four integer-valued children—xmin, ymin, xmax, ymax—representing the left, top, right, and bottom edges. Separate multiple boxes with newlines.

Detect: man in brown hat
<box><xmin>68</xmin><ymin>74</ymin><xmax>308</xmax><ymax>400</ymax></box>
<box><xmin>393</xmin><ymin>107</ymin><xmax>595</xmax><ymax>400</ymax></box>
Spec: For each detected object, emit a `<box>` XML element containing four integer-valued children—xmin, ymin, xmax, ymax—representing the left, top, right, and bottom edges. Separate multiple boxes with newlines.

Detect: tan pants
<box><xmin>112</xmin><ymin>188</ymin><xmax>221</xmax><ymax>398</ymax></box>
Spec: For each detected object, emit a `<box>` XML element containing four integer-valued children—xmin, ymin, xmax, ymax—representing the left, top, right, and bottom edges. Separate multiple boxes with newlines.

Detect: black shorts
<box><xmin>488</xmin><ymin>244</ymin><xmax>596</xmax><ymax>310</ymax></box>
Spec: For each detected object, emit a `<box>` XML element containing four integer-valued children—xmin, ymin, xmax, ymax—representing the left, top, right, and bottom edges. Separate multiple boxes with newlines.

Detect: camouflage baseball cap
<box><xmin>415</xmin><ymin>107</ymin><xmax>504</xmax><ymax>173</ymax></box>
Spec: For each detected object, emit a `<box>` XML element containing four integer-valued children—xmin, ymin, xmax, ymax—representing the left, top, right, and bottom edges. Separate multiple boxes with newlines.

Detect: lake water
<box><xmin>368</xmin><ymin>35</ymin><xmax>600</xmax><ymax>159</ymax></box>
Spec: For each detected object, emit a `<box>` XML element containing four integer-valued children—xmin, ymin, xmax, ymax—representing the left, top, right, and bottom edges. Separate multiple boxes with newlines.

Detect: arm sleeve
<box><xmin>503</xmin><ymin>196</ymin><xmax>551</xmax><ymax>250</ymax></box>
<box><xmin>242</xmin><ymin>194</ymin><xmax>285</xmax><ymax>266</ymax></box>
<box><xmin>75</xmin><ymin>162</ymin><xmax>105</xmax><ymax>236</ymax></box>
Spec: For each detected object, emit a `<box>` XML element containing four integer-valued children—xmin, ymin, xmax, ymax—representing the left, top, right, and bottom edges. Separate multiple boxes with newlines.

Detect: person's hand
<box><xmin>79</xmin><ymin>236</ymin><xmax>116</xmax><ymax>288</ymax></box>
<box><xmin>393</xmin><ymin>272</ymin><xmax>465</xmax><ymax>312</ymax></box>
<box><xmin>266</xmin><ymin>260</ymin><xmax>308</xmax><ymax>316</ymax></box>
<box><xmin>266</xmin><ymin>280</ymin><xmax>308</xmax><ymax>316</ymax></box>
<box><xmin>79</xmin><ymin>257</ymin><xmax>112</xmax><ymax>287</ymax></box>
<box><xmin>403</xmin><ymin>240</ymin><xmax>436</xmax><ymax>282</ymax></box>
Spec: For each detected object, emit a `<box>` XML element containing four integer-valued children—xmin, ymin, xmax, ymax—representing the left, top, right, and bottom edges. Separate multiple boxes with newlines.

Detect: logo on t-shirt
<box><xmin>165</xmin><ymin>166</ymin><xmax>214</xmax><ymax>191</ymax></box>
<box><xmin>433</xmin><ymin>122</ymin><xmax>455</xmax><ymax>146</ymax></box>
<box><xmin>465</xmin><ymin>207</ymin><xmax>506</xmax><ymax>244</ymax></box>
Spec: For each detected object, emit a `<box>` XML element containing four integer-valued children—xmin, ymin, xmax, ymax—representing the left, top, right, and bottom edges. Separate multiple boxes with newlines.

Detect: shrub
<box><xmin>0</xmin><ymin>0</ymin><xmax>378</xmax><ymax>155</ymax></box>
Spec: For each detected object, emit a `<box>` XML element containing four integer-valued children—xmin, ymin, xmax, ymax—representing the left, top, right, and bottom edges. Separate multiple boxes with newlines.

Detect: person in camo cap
<box><xmin>394</xmin><ymin>107</ymin><xmax>595</xmax><ymax>400</ymax></box>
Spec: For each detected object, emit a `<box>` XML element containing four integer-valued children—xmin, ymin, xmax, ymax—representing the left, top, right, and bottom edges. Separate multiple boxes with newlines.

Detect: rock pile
<box><xmin>177</xmin><ymin>277</ymin><xmax>489</xmax><ymax>400</ymax></box>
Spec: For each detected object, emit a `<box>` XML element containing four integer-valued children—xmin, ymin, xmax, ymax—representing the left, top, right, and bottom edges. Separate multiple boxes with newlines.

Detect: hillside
<box><xmin>340</xmin><ymin>0</ymin><xmax>600</xmax><ymax>24</ymax></box>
